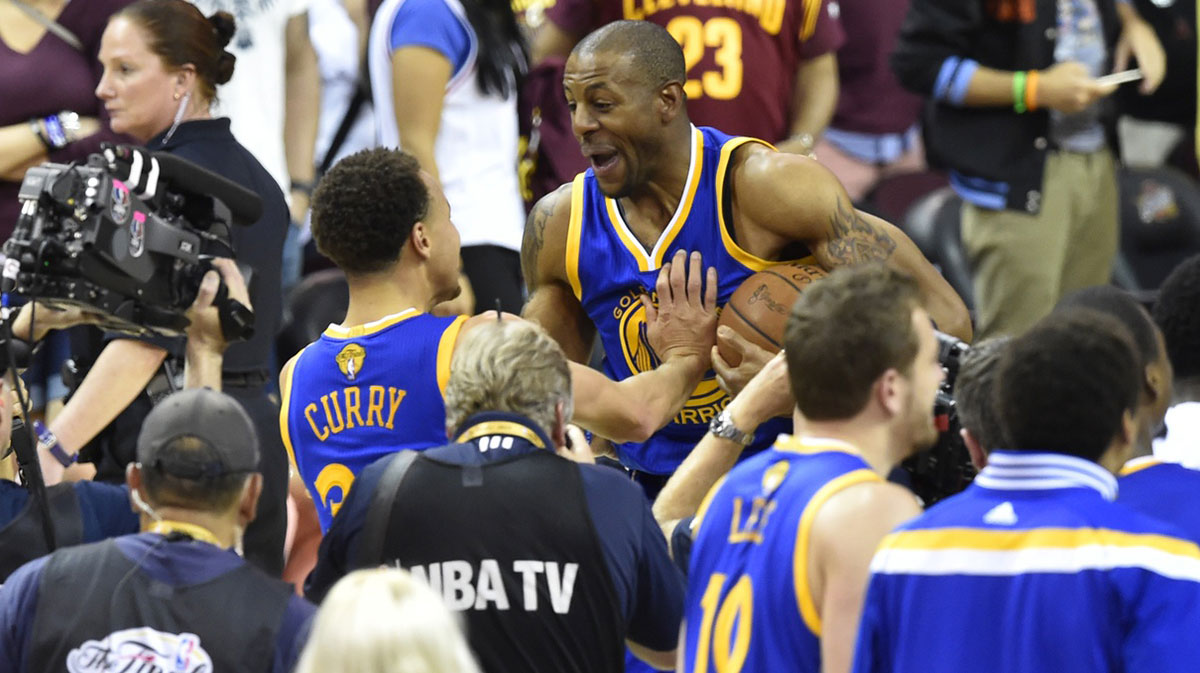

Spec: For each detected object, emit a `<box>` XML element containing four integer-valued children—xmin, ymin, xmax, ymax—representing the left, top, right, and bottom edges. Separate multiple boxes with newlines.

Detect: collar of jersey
<box><xmin>1119</xmin><ymin>455</ymin><xmax>1163</xmax><ymax>477</ymax></box>
<box><xmin>772</xmin><ymin>434</ymin><xmax>863</xmax><ymax>456</ymax></box>
<box><xmin>976</xmin><ymin>450</ymin><xmax>1118</xmax><ymax>501</ymax></box>
<box><xmin>323</xmin><ymin>307</ymin><xmax>420</xmax><ymax>339</ymax></box>
<box><xmin>453</xmin><ymin>412</ymin><xmax>554</xmax><ymax>452</ymax></box>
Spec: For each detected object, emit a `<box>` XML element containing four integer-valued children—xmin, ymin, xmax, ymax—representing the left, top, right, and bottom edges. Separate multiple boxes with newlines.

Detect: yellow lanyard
<box><xmin>148</xmin><ymin>520</ymin><xmax>225</xmax><ymax>548</ymax></box>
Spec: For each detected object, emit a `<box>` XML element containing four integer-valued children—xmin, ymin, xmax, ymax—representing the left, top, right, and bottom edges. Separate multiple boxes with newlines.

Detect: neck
<box><xmin>622</xmin><ymin>123</ymin><xmax>693</xmax><ymax>226</ymax></box>
<box><xmin>342</xmin><ymin>265</ymin><xmax>435</xmax><ymax>326</ymax></box>
<box><xmin>1173</xmin><ymin>379</ymin><xmax>1200</xmax><ymax>404</ymax></box>
<box><xmin>140</xmin><ymin>506</ymin><xmax>238</xmax><ymax>549</ymax></box>
<box><xmin>800</xmin><ymin>416</ymin><xmax>903</xmax><ymax>478</ymax></box>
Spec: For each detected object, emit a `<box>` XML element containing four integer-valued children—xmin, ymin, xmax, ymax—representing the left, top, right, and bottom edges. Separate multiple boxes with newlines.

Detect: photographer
<box><xmin>40</xmin><ymin>0</ymin><xmax>289</xmax><ymax>575</ymax></box>
<box><xmin>0</xmin><ymin>259</ymin><xmax>250</xmax><ymax>579</ymax></box>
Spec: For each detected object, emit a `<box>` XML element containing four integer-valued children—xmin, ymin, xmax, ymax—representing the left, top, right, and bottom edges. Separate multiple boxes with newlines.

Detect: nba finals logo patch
<box><xmin>67</xmin><ymin>627</ymin><xmax>213</xmax><ymax>673</ymax></box>
<box><xmin>615</xmin><ymin>292</ymin><xmax>728</xmax><ymax>426</ymax></box>
<box><xmin>336</xmin><ymin>343</ymin><xmax>366</xmax><ymax>381</ymax></box>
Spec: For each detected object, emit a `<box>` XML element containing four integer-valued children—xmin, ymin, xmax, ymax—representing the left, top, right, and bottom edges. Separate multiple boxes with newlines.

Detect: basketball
<box><xmin>717</xmin><ymin>263</ymin><xmax>828</xmax><ymax>365</ymax></box>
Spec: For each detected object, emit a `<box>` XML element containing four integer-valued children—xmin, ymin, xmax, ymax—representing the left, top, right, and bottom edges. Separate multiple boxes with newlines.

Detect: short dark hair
<box><xmin>784</xmin><ymin>264</ymin><xmax>922</xmax><ymax>420</ymax></box>
<box><xmin>311</xmin><ymin>149</ymin><xmax>429</xmax><ymax>275</ymax></box>
<box><xmin>116</xmin><ymin>0</ymin><xmax>236</xmax><ymax>105</ymax></box>
<box><xmin>573</xmin><ymin>20</ymin><xmax>686</xmax><ymax>90</ymax></box>
<box><xmin>954</xmin><ymin>337</ymin><xmax>1011</xmax><ymax>452</ymax></box>
<box><xmin>1056</xmin><ymin>285</ymin><xmax>1159</xmax><ymax>370</ymax></box>
<box><xmin>997</xmin><ymin>309</ymin><xmax>1141</xmax><ymax>462</ymax></box>
<box><xmin>142</xmin><ymin>437</ymin><xmax>249</xmax><ymax>511</ymax></box>
<box><xmin>1153</xmin><ymin>255</ymin><xmax>1200</xmax><ymax>380</ymax></box>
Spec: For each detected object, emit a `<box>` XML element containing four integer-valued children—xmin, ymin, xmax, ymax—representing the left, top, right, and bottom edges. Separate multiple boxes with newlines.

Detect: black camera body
<box><xmin>901</xmin><ymin>331</ymin><xmax>977</xmax><ymax>506</ymax></box>
<box><xmin>4</xmin><ymin>146</ymin><xmax>254</xmax><ymax>339</ymax></box>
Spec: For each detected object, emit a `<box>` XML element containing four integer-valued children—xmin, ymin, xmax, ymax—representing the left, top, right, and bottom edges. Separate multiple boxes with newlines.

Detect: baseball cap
<box><xmin>136</xmin><ymin>387</ymin><xmax>259</xmax><ymax>479</ymax></box>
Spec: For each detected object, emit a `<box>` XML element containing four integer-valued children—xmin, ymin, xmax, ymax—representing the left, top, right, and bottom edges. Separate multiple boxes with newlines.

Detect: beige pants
<box><xmin>961</xmin><ymin>150</ymin><xmax>1119</xmax><ymax>339</ymax></box>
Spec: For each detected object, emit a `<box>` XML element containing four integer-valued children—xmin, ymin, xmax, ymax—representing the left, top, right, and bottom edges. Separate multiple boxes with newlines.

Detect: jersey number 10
<box><xmin>693</xmin><ymin>572</ymin><xmax>753</xmax><ymax>672</ymax></box>
<box><xmin>666</xmin><ymin>16</ymin><xmax>744</xmax><ymax>100</ymax></box>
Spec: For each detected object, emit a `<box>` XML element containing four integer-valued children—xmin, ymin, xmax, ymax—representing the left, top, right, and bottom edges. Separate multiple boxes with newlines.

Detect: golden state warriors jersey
<box><xmin>565</xmin><ymin>125</ymin><xmax>802</xmax><ymax>474</ymax></box>
<box><xmin>683</xmin><ymin>436</ymin><xmax>880</xmax><ymax>673</ymax></box>
<box><xmin>280</xmin><ymin>309</ymin><xmax>466</xmax><ymax>531</ymax></box>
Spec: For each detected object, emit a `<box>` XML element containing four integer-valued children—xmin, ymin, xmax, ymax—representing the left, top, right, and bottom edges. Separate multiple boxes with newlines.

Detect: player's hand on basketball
<box><xmin>725</xmin><ymin>350</ymin><xmax>795</xmax><ymax>424</ymax></box>
<box><xmin>558</xmin><ymin>424</ymin><xmax>597</xmax><ymax>464</ymax></box>
<box><xmin>644</xmin><ymin>250</ymin><xmax>718</xmax><ymax>365</ymax></box>
<box><xmin>712</xmin><ymin>325</ymin><xmax>776</xmax><ymax>397</ymax></box>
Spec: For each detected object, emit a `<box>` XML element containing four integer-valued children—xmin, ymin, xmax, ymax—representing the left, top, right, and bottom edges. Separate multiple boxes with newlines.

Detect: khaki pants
<box><xmin>961</xmin><ymin>150</ymin><xmax>1119</xmax><ymax>339</ymax></box>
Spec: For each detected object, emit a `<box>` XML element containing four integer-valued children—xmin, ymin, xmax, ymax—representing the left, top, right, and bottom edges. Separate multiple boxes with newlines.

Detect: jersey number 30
<box><xmin>667</xmin><ymin>17</ymin><xmax>744</xmax><ymax>100</ymax></box>
<box><xmin>693</xmin><ymin>572</ymin><xmax>753</xmax><ymax>672</ymax></box>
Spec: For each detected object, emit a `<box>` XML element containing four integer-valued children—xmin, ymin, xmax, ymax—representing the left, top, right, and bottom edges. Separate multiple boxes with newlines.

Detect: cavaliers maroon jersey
<box><xmin>546</xmin><ymin>0</ymin><xmax>844</xmax><ymax>143</ymax></box>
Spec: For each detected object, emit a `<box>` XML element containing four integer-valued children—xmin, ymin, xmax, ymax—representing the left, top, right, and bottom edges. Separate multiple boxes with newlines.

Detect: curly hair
<box><xmin>997</xmin><ymin>309</ymin><xmax>1140</xmax><ymax>462</ymax></box>
<box><xmin>311</xmin><ymin>149</ymin><xmax>429</xmax><ymax>275</ymax></box>
<box><xmin>1057</xmin><ymin>286</ymin><xmax>1159</xmax><ymax>370</ymax></box>
<box><xmin>1153</xmin><ymin>255</ymin><xmax>1200</xmax><ymax>380</ymax></box>
<box><xmin>784</xmin><ymin>264</ymin><xmax>922</xmax><ymax>421</ymax></box>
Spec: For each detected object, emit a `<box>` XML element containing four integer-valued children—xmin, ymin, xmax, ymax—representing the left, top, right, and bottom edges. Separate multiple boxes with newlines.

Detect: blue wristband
<box><xmin>34</xmin><ymin>420</ymin><xmax>76</xmax><ymax>467</ymax></box>
<box><xmin>42</xmin><ymin>115</ymin><xmax>67</xmax><ymax>149</ymax></box>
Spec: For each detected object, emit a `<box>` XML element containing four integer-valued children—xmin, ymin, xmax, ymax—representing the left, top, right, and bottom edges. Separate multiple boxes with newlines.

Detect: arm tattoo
<box><xmin>520</xmin><ymin>184</ymin><xmax>570</xmax><ymax>288</ymax></box>
<box><xmin>820</xmin><ymin>197</ymin><xmax>898</xmax><ymax>265</ymax></box>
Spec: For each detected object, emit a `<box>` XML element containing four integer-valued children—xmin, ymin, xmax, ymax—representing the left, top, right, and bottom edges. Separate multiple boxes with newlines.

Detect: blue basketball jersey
<box><xmin>280</xmin><ymin>309</ymin><xmax>466</xmax><ymax>530</ymax></box>
<box><xmin>565</xmin><ymin>125</ymin><xmax>805</xmax><ymax>474</ymax></box>
<box><xmin>683</xmin><ymin>436</ymin><xmax>881</xmax><ymax>673</ymax></box>
<box><xmin>1119</xmin><ymin>457</ymin><xmax>1200</xmax><ymax>545</ymax></box>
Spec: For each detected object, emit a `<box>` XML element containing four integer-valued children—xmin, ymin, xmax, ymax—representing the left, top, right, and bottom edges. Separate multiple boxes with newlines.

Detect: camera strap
<box><xmin>7</xmin><ymin>0</ymin><xmax>83</xmax><ymax>52</ymax></box>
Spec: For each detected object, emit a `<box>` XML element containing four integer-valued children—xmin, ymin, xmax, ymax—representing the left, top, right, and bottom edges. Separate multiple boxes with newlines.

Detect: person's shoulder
<box><xmin>522</xmin><ymin>181</ymin><xmax>576</xmax><ymax>280</ymax></box>
<box><xmin>728</xmin><ymin>142</ymin><xmax>840</xmax><ymax>226</ymax></box>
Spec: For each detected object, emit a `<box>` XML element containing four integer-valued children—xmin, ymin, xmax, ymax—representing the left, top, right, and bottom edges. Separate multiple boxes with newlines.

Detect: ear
<box><xmin>174</xmin><ymin>63</ymin><xmax>198</xmax><ymax>98</ymax></box>
<box><xmin>876</xmin><ymin>368</ymin><xmax>904</xmax><ymax>417</ymax></box>
<box><xmin>1144</xmin><ymin>362</ymin><xmax>1168</xmax><ymax>408</ymax></box>
<box><xmin>551</xmin><ymin>400</ymin><xmax>568</xmax><ymax>451</ymax></box>
<box><xmin>961</xmin><ymin>428</ymin><xmax>988</xmax><ymax>471</ymax></box>
<box><xmin>238</xmin><ymin>473</ymin><xmax>263</xmax><ymax>528</ymax></box>
<box><xmin>126</xmin><ymin>463</ymin><xmax>145</xmax><ymax>513</ymax></box>
<box><xmin>410</xmin><ymin>222</ymin><xmax>433</xmax><ymax>262</ymax></box>
<box><xmin>658</xmin><ymin>81</ymin><xmax>686</xmax><ymax>124</ymax></box>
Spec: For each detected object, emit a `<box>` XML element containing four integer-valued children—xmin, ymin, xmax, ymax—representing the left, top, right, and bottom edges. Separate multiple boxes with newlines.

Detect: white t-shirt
<box><xmin>1152</xmin><ymin>401</ymin><xmax>1200</xmax><ymax>469</ymax></box>
<box><xmin>188</xmin><ymin>0</ymin><xmax>313</xmax><ymax>196</ymax></box>
<box><xmin>309</xmin><ymin>0</ymin><xmax>375</xmax><ymax>168</ymax></box>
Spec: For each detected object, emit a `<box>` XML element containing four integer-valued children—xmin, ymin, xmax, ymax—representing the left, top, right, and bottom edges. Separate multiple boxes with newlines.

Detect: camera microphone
<box><xmin>102</xmin><ymin>145</ymin><xmax>263</xmax><ymax>227</ymax></box>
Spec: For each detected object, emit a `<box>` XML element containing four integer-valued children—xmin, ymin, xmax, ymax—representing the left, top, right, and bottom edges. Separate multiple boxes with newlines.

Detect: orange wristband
<box><xmin>1025</xmin><ymin>70</ymin><xmax>1039</xmax><ymax>112</ymax></box>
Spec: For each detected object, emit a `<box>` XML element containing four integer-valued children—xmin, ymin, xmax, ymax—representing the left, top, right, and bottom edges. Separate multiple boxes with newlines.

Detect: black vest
<box><xmin>0</xmin><ymin>483</ymin><xmax>83</xmax><ymax>581</ymax></box>
<box><xmin>29</xmin><ymin>538</ymin><xmax>293</xmax><ymax>673</ymax></box>
<box><xmin>362</xmin><ymin>448</ymin><xmax>624</xmax><ymax>673</ymax></box>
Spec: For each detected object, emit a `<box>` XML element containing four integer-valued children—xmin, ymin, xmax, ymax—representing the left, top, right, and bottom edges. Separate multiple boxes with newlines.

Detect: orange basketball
<box><xmin>717</xmin><ymin>263</ymin><xmax>828</xmax><ymax>366</ymax></box>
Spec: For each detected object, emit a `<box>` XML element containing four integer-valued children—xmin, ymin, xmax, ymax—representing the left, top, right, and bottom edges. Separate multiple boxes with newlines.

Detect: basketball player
<box><xmin>682</xmin><ymin>265</ymin><xmax>936</xmax><ymax>673</ymax></box>
<box><xmin>522</xmin><ymin>21</ymin><xmax>971</xmax><ymax>483</ymax></box>
<box><xmin>281</xmin><ymin>148</ymin><xmax>716</xmax><ymax>531</ymax></box>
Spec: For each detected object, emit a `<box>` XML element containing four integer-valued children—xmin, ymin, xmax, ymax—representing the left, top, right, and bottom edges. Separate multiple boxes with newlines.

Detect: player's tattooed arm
<box><xmin>521</xmin><ymin>183</ymin><xmax>571</xmax><ymax>289</ymax></box>
<box><xmin>816</xmin><ymin>196</ymin><xmax>899</xmax><ymax>265</ymax></box>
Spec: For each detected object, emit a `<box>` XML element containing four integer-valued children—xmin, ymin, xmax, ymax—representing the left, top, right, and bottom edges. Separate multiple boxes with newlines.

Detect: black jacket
<box><xmin>892</xmin><ymin>0</ymin><xmax>1123</xmax><ymax>213</ymax></box>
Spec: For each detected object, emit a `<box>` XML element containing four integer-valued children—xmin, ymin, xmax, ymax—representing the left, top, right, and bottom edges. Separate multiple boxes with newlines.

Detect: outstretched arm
<box><xmin>570</xmin><ymin>250</ymin><xmax>717</xmax><ymax>443</ymax></box>
<box><xmin>734</xmin><ymin>149</ymin><xmax>973</xmax><ymax>341</ymax></box>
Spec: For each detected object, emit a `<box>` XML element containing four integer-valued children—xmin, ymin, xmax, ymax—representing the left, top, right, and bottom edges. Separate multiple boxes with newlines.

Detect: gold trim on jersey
<box><xmin>773</xmin><ymin>434</ymin><xmax>863</xmax><ymax>457</ymax></box>
<box><xmin>715</xmin><ymin>138</ymin><xmax>817</xmax><ymax>271</ymax></box>
<box><xmin>436</xmin><ymin>315</ymin><xmax>469</xmax><ymax>396</ymax></box>
<box><xmin>278</xmin><ymin>347</ymin><xmax>306</xmax><ymax>474</ymax></box>
<box><xmin>323</xmin><ymin>307</ymin><xmax>420</xmax><ymax>339</ymax></box>
<box><xmin>800</xmin><ymin>0</ymin><xmax>822</xmax><ymax>40</ymax></box>
<box><xmin>566</xmin><ymin>173</ymin><xmax>586</xmax><ymax>300</ymax></box>
<box><xmin>793</xmin><ymin>468</ymin><xmax>881</xmax><ymax>636</ymax></box>
<box><xmin>1119</xmin><ymin>455</ymin><xmax>1163</xmax><ymax>476</ymax></box>
<box><xmin>456</xmin><ymin>421</ymin><xmax>546</xmax><ymax>449</ymax></box>
<box><xmin>603</xmin><ymin>126</ymin><xmax>705</xmax><ymax>272</ymax></box>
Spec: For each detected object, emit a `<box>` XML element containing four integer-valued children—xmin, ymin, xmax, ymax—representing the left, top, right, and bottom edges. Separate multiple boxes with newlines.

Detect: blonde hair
<box><xmin>295</xmin><ymin>568</ymin><xmax>481</xmax><ymax>673</ymax></box>
<box><xmin>444</xmin><ymin>320</ymin><xmax>573</xmax><ymax>436</ymax></box>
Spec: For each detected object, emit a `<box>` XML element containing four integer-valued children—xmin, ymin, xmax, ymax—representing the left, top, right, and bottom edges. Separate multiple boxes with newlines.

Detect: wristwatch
<box><xmin>708</xmin><ymin>408</ymin><xmax>754</xmax><ymax>446</ymax></box>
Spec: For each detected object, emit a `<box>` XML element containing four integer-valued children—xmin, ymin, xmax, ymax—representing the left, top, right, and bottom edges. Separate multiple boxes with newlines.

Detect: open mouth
<box><xmin>588</xmin><ymin>149</ymin><xmax>619</xmax><ymax>174</ymax></box>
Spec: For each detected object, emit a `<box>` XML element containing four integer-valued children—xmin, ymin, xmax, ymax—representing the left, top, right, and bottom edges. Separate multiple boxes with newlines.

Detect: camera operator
<box><xmin>0</xmin><ymin>259</ymin><xmax>251</xmax><ymax>580</ymax></box>
<box><xmin>0</xmin><ymin>388</ymin><xmax>315</xmax><ymax>673</ymax></box>
<box><xmin>854</xmin><ymin>309</ymin><xmax>1200</xmax><ymax>673</ymax></box>
<box><xmin>306</xmin><ymin>319</ymin><xmax>685</xmax><ymax>673</ymax></box>
<box><xmin>41</xmin><ymin>0</ymin><xmax>289</xmax><ymax>576</ymax></box>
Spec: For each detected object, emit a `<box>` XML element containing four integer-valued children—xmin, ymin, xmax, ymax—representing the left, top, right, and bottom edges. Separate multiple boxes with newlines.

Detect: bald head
<box><xmin>573</xmin><ymin>20</ymin><xmax>686</xmax><ymax>89</ymax></box>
